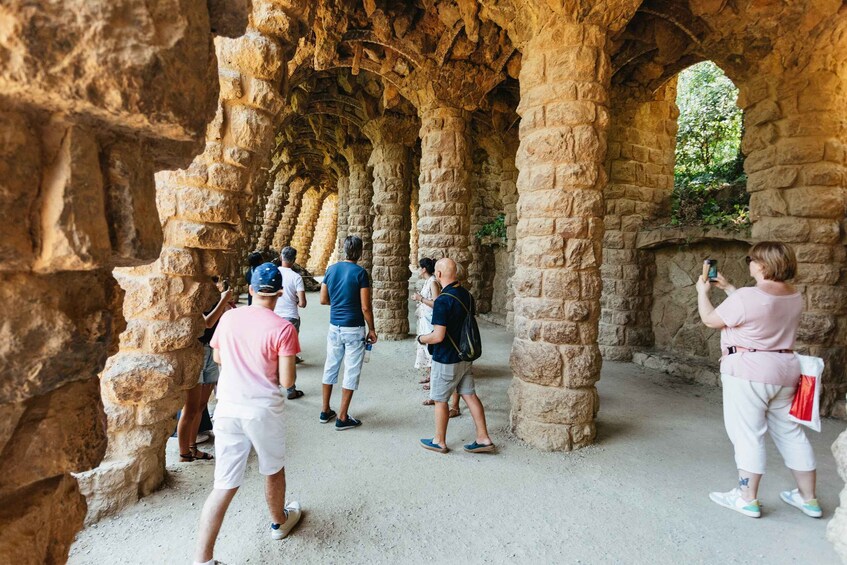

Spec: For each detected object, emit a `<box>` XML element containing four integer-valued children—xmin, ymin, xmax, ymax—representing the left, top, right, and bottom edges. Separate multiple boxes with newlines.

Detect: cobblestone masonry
<box><xmin>273</xmin><ymin>177</ymin><xmax>308</xmax><ymax>251</ymax></box>
<box><xmin>290</xmin><ymin>187</ymin><xmax>324</xmax><ymax>268</ymax></box>
<box><xmin>306</xmin><ymin>193</ymin><xmax>339</xmax><ymax>275</ymax></box>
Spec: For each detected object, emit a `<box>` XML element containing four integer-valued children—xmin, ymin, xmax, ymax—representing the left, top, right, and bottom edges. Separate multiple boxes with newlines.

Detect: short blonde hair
<box><xmin>749</xmin><ymin>241</ymin><xmax>796</xmax><ymax>281</ymax></box>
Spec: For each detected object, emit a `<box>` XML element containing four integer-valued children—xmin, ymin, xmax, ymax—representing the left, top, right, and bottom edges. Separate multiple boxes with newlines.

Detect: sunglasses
<box><xmin>745</xmin><ymin>256</ymin><xmax>754</xmax><ymax>264</ymax></box>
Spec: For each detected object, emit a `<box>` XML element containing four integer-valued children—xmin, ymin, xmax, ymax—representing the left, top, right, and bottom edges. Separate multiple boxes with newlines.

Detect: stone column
<box><xmin>334</xmin><ymin>175</ymin><xmax>350</xmax><ymax>262</ymax></box>
<box><xmin>508</xmin><ymin>21</ymin><xmax>610</xmax><ymax>451</ymax></box>
<box><xmin>344</xmin><ymin>143</ymin><xmax>375</xmax><ymax>271</ymax></box>
<box><xmin>306</xmin><ymin>193</ymin><xmax>338</xmax><ymax>275</ymax></box>
<box><xmin>257</xmin><ymin>167</ymin><xmax>296</xmax><ymax>250</ymax></box>
<box><xmin>417</xmin><ymin>106</ymin><xmax>472</xmax><ymax>269</ymax></box>
<box><xmin>410</xmin><ymin>178</ymin><xmax>420</xmax><ymax>268</ymax></box>
<box><xmin>500</xmin><ymin>136</ymin><xmax>520</xmax><ymax>329</ymax></box>
<box><xmin>273</xmin><ymin>177</ymin><xmax>308</xmax><ymax>250</ymax></box>
<box><xmin>599</xmin><ymin>83</ymin><xmax>678</xmax><ymax>361</ymax></box>
<box><xmin>77</xmin><ymin>23</ymin><xmax>289</xmax><ymax>522</ymax></box>
<box><xmin>364</xmin><ymin>116</ymin><xmax>417</xmax><ymax>340</ymax></box>
<box><xmin>0</xmin><ymin>0</ymin><xmax>231</xmax><ymax>559</ymax></box>
<box><xmin>290</xmin><ymin>188</ymin><xmax>324</xmax><ymax>268</ymax></box>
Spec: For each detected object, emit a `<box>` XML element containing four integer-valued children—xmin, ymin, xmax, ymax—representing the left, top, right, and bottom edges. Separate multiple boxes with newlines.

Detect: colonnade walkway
<box><xmin>70</xmin><ymin>294</ymin><xmax>844</xmax><ymax>564</ymax></box>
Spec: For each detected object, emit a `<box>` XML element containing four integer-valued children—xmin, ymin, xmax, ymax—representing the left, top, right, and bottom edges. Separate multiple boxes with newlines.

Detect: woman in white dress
<box><xmin>413</xmin><ymin>258</ymin><xmax>460</xmax><ymax>416</ymax></box>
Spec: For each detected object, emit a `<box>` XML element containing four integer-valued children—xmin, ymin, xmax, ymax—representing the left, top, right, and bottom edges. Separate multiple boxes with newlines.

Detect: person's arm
<box><xmin>696</xmin><ymin>276</ymin><xmax>726</xmax><ymax>329</ymax></box>
<box><xmin>204</xmin><ymin>289</ymin><xmax>232</xmax><ymax>328</ymax></box>
<box><xmin>278</xmin><ymin>354</ymin><xmax>296</xmax><ymax>389</ymax></box>
<box><xmin>415</xmin><ymin>279</ymin><xmax>441</xmax><ymax>308</ymax></box>
<box><xmin>297</xmin><ymin>290</ymin><xmax>307</xmax><ymax>308</ymax></box>
<box><xmin>360</xmin><ymin>286</ymin><xmax>378</xmax><ymax>343</ymax></box>
<box><xmin>418</xmin><ymin>324</ymin><xmax>446</xmax><ymax>345</ymax></box>
<box><xmin>213</xmin><ymin>348</ymin><xmax>221</xmax><ymax>364</ymax></box>
<box><xmin>713</xmin><ymin>272</ymin><xmax>737</xmax><ymax>296</ymax></box>
<box><xmin>320</xmin><ymin>283</ymin><xmax>330</xmax><ymax>305</ymax></box>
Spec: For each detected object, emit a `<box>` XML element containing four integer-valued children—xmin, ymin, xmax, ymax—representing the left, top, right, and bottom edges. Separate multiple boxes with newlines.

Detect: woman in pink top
<box><xmin>696</xmin><ymin>242</ymin><xmax>821</xmax><ymax>519</ymax></box>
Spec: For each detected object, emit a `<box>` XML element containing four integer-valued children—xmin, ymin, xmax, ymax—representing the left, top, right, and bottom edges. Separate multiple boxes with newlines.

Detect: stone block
<box><xmin>217</xmin><ymin>31</ymin><xmax>284</xmax><ymax>82</ymax></box>
<box><xmin>227</xmin><ymin>105</ymin><xmax>274</xmax><ymax>152</ymax></box>
<box><xmin>100</xmin><ymin>352</ymin><xmax>179</xmax><ymax>405</ymax></box>
<box><xmin>0</xmin><ymin>111</ymin><xmax>40</xmax><ymax>270</ymax></box>
<box><xmin>784</xmin><ymin>187</ymin><xmax>846</xmax><ymax>219</ymax></box>
<box><xmin>509</xmin><ymin>378</ymin><xmax>596</xmax><ymax>425</ymax></box>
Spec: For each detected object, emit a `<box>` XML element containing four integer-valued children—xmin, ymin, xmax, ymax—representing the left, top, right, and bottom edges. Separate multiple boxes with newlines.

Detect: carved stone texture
<box><xmin>258</xmin><ymin>168</ymin><xmax>296</xmax><ymax>250</ymax></box>
<box><xmin>334</xmin><ymin>175</ymin><xmax>351</xmax><ymax>262</ymax></box>
<box><xmin>829</xmin><ymin>428</ymin><xmax>847</xmax><ymax>561</ymax></box>
<box><xmin>306</xmin><ymin>193</ymin><xmax>339</xmax><ymax>275</ymax></box>
<box><xmin>273</xmin><ymin>178</ymin><xmax>308</xmax><ymax>251</ymax></box>
<box><xmin>508</xmin><ymin>21</ymin><xmax>610</xmax><ymax>452</ymax></box>
<box><xmin>417</xmin><ymin>106</ymin><xmax>472</xmax><ymax>269</ymax></box>
<box><xmin>78</xmin><ymin>18</ymin><xmax>291</xmax><ymax>524</ymax></box>
<box><xmin>290</xmin><ymin>188</ymin><xmax>325</xmax><ymax>268</ymax></box>
<box><xmin>365</xmin><ymin>116</ymin><xmax>416</xmax><ymax>340</ymax></box>
<box><xmin>600</xmin><ymin>82</ymin><xmax>678</xmax><ymax>361</ymax></box>
<box><xmin>344</xmin><ymin>143</ymin><xmax>375</xmax><ymax>272</ymax></box>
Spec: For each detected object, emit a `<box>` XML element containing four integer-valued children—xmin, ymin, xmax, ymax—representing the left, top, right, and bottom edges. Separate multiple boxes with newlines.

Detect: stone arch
<box><xmin>306</xmin><ymin>192</ymin><xmax>339</xmax><ymax>275</ymax></box>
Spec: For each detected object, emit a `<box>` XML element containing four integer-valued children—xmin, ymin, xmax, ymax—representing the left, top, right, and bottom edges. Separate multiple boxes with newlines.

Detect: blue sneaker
<box><xmin>335</xmin><ymin>416</ymin><xmax>362</xmax><ymax>431</ymax></box>
<box><xmin>420</xmin><ymin>438</ymin><xmax>448</xmax><ymax>453</ymax></box>
<box><xmin>319</xmin><ymin>410</ymin><xmax>336</xmax><ymax>424</ymax></box>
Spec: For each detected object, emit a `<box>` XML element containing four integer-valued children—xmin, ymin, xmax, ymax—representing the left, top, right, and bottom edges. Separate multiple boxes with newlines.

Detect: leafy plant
<box><xmin>475</xmin><ymin>213</ymin><xmax>506</xmax><ymax>241</ymax></box>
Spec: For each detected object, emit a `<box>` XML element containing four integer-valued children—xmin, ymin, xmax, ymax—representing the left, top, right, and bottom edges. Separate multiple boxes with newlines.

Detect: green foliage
<box><xmin>671</xmin><ymin>62</ymin><xmax>749</xmax><ymax>229</ymax></box>
<box><xmin>475</xmin><ymin>214</ymin><xmax>506</xmax><ymax>241</ymax></box>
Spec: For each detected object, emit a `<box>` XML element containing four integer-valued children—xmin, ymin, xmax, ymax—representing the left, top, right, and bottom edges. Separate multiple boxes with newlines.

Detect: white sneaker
<box><xmin>709</xmin><ymin>488</ymin><xmax>761</xmax><ymax>518</ymax></box>
<box><xmin>780</xmin><ymin>489</ymin><xmax>822</xmax><ymax>518</ymax></box>
<box><xmin>270</xmin><ymin>501</ymin><xmax>302</xmax><ymax>539</ymax></box>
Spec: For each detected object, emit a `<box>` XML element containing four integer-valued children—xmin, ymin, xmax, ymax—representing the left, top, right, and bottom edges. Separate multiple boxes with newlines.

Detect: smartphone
<box><xmin>222</xmin><ymin>278</ymin><xmax>230</xmax><ymax>291</ymax></box>
<box><xmin>707</xmin><ymin>260</ymin><xmax>718</xmax><ymax>282</ymax></box>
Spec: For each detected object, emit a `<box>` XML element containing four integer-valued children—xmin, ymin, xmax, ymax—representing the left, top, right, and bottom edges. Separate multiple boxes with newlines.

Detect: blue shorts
<box><xmin>199</xmin><ymin>343</ymin><xmax>219</xmax><ymax>385</ymax></box>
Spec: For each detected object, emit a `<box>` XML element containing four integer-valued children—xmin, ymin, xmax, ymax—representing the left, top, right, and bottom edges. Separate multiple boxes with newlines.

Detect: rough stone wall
<box><xmin>499</xmin><ymin>135</ymin><xmax>520</xmax><ymax>329</ymax></box>
<box><xmin>307</xmin><ymin>193</ymin><xmax>338</xmax><ymax>275</ymax></box>
<box><xmin>417</xmin><ymin>107</ymin><xmax>472</xmax><ymax>268</ymax></box>
<box><xmin>468</xmin><ymin>143</ymin><xmax>503</xmax><ymax>314</ymax></box>
<box><xmin>77</xmin><ymin>16</ymin><xmax>292</xmax><ymax>523</ymax></box>
<box><xmin>0</xmin><ymin>1</ymin><xmax>228</xmax><ymax>560</ymax></box>
<box><xmin>508</xmin><ymin>21</ymin><xmax>610</xmax><ymax>452</ymax></box>
<box><xmin>290</xmin><ymin>188</ymin><xmax>323</xmax><ymax>267</ymax></box>
<box><xmin>273</xmin><ymin>177</ymin><xmax>308</xmax><ymax>251</ymax></box>
<box><xmin>365</xmin><ymin>117</ymin><xmax>416</xmax><ymax>340</ymax></box>
<box><xmin>830</xmin><ymin>428</ymin><xmax>847</xmax><ymax>561</ymax></box>
<box><xmin>410</xmin><ymin>176</ymin><xmax>420</xmax><ymax>267</ymax></box>
<box><xmin>334</xmin><ymin>175</ymin><xmax>351</xmax><ymax>262</ymax></box>
<box><xmin>600</xmin><ymin>83</ymin><xmax>678</xmax><ymax>361</ymax></box>
<box><xmin>301</xmin><ymin>193</ymin><xmax>338</xmax><ymax>275</ymax></box>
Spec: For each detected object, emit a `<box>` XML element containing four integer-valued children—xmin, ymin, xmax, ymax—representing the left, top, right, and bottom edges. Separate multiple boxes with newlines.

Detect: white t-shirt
<box><xmin>273</xmin><ymin>266</ymin><xmax>305</xmax><ymax>320</ymax></box>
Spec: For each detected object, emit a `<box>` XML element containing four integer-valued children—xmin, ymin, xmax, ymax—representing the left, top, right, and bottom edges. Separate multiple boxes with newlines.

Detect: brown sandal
<box><xmin>418</xmin><ymin>377</ymin><xmax>430</xmax><ymax>384</ymax></box>
<box><xmin>422</xmin><ymin>399</ymin><xmax>435</xmax><ymax>406</ymax></box>
<box><xmin>190</xmin><ymin>444</ymin><xmax>214</xmax><ymax>461</ymax></box>
<box><xmin>449</xmin><ymin>408</ymin><xmax>460</xmax><ymax>418</ymax></box>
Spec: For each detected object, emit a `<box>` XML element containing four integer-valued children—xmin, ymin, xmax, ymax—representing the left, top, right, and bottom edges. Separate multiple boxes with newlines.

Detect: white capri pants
<box><xmin>721</xmin><ymin>374</ymin><xmax>816</xmax><ymax>475</ymax></box>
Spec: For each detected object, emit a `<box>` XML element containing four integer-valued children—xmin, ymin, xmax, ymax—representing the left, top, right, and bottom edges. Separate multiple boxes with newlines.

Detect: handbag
<box><xmin>788</xmin><ymin>354</ymin><xmax>824</xmax><ymax>432</ymax></box>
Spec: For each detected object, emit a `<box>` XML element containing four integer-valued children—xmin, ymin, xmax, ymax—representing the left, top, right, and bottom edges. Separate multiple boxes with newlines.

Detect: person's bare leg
<box><xmin>461</xmin><ymin>393</ymin><xmax>492</xmax><ymax>444</ymax></box>
<box><xmin>178</xmin><ymin>385</ymin><xmax>203</xmax><ymax>456</ymax></box>
<box><xmin>265</xmin><ymin>467</ymin><xmax>288</xmax><ymax>524</ymax></box>
<box><xmin>190</xmin><ymin>384</ymin><xmax>215</xmax><ymax>447</ymax></box>
<box><xmin>322</xmin><ymin>383</ymin><xmax>333</xmax><ymax>413</ymax></box>
<box><xmin>737</xmin><ymin>469</ymin><xmax>763</xmax><ymax>501</ymax></box>
<box><xmin>338</xmin><ymin>388</ymin><xmax>355</xmax><ymax>421</ymax></box>
<box><xmin>433</xmin><ymin>401</ymin><xmax>449</xmax><ymax>447</ymax></box>
<box><xmin>449</xmin><ymin>392</ymin><xmax>460</xmax><ymax>413</ymax></box>
<box><xmin>790</xmin><ymin>469</ymin><xmax>816</xmax><ymax>500</ymax></box>
<box><xmin>194</xmin><ymin>487</ymin><xmax>238</xmax><ymax>563</ymax></box>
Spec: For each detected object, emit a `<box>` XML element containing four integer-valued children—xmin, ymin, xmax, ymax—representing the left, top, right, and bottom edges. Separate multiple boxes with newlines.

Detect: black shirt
<box><xmin>199</xmin><ymin>307</ymin><xmax>217</xmax><ymax>344</ymax></box>
<box><xmin>429</xmin><ymin>282</ymin><xmax>474</xmax><ymax>364</ymax></box>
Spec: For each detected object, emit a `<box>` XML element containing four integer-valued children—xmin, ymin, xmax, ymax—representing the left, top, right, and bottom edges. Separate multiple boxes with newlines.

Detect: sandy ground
<box><xmin>69</xmin><ymin>294</ymin><xmax>845</xmax><ymax>564</ymax></box>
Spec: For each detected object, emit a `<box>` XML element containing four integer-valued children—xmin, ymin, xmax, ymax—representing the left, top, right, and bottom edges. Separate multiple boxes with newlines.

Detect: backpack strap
<box><xmin>439</xmin><ymin>291</ymin><xmax>473</xmax><ymax>358</ymax></box>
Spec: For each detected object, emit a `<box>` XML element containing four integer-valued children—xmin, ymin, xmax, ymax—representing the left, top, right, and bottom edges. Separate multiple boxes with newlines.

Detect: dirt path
<box><xmin>69</xmin><ymin>295</ymin><xmax>844</xmax><ymax>564</ymax></box>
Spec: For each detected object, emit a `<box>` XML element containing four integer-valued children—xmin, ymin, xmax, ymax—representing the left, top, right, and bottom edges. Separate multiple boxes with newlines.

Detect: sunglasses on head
<box><xmin>745</xmin><ymin>256</ymin><xmax>753</xmax><ymax>264</ymax></box>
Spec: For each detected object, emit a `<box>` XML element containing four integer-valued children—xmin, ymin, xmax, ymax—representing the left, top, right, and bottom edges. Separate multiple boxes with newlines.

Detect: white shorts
<box><xmin>213</xmin><ymin>415</ymin><xmax>286</xmax><ymax>490</ymax></box>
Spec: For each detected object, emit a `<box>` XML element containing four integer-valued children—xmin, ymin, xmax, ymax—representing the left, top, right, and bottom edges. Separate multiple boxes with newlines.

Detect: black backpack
<box><xmin>441</xmin><ymin>291</ymin><xmax>482</xmax><ymax>362</ymax></box>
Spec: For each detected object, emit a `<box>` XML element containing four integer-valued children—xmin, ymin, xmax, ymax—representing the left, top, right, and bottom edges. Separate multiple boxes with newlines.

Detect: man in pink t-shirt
<box><xmin>193</xmin><ymin>263</ymin><xmax>303</xmax><ymax>565</ymax></box>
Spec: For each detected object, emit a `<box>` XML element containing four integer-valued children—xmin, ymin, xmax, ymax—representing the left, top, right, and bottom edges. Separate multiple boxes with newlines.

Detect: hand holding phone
<box><xmin>702</xmin><ymin>259</ymin><xmax>718</xmax><ymax>282</ymax></box>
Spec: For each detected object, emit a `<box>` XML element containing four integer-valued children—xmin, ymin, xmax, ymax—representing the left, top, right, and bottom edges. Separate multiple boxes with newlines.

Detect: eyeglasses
<box><xmin>745</xmin><ymin>256</ymin><xmax>753</xmax><ymax>264</ymax></box>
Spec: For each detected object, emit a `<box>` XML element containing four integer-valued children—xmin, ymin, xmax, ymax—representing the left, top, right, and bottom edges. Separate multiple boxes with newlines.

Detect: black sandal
<box><xmin>287</xmin><ymin>388</ymin><xmax>305</xmax><ymax>400</ymax></box>
<box><xmin>190</xmin><ymin>444</ymin><xmax>214</xmax><ymax>460</ymax></box>
<box><xmin>179</xmin><ymin>452</ymin><xmax>196</xmax><ymax>462</ymax></box>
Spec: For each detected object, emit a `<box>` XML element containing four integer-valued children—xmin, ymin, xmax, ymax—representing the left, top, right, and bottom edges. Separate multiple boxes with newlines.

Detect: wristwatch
<box><xmin>416</xmin><ymin>335</ymin><xmax>423</xmax><ymax>345</ymax></box>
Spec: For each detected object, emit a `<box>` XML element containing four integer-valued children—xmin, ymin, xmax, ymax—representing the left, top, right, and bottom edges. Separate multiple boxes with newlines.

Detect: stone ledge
<box><xmin>632</xmin><ymin>350</ymin><xmax>721</xmax><ymax>387</ymax></box>
<box><xmin>636</xmin><ymin>225</ymin><xmax>752</xmax><ymax>250</ymax></box>
<box><xmin>479</xmin><ymin>312</ymin><xmax>507</xmax><ymax>327</ymax></box>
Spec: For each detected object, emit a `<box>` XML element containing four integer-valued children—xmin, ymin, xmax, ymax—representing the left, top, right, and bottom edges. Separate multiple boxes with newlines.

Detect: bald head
<box><xmin>434</xmin><ymin>258</ymin><xmax>458</xmax><ymax>287</ymax></box>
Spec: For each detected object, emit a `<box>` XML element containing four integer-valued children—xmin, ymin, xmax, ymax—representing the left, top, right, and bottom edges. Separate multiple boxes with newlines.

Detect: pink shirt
<box><xmin>714</xmin><ymin>286</ymin><xmax>802</xmax><ymax>387</ymax></box>
<box><xmin>210</xmin><ymin>306</ymin><xmax>300</xmax><ymax>418</ymax></box>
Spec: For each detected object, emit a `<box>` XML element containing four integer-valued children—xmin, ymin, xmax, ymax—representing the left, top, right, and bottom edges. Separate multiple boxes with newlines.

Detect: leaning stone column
<box><xmin>599</xmin><ymin>83</ymin><xmax>678</xmax><ymax>361</ymax></box>
<box><xmin>343</xmin><ymin>143</ymin><xmax>375</xmax><ymax>271</ymax></box>
<box><xmin>334</xmin><ymin>175</ymin><xmax>351</xmax><ymax>262</ymax></box>
<box><xmin>508</xmin><ymin>21</ymin><xmax>611</xmax><ymax>451</ymax></box>
<box><xmin>417</xmin><ymin>106</ymin><xmax>472</xmax><ymax>269</ymax></box>
<box><xmin>273</xmin><ymin>177</ymin><xmax>308</xmax><ymax>250</ymax></box>
<box><xmin>257</xmin><ymin>166</ymin><xmax>296</xmax><ymax>250</ymax></box>
<box><xmin>364</xmin><ymin>116</ymin><xmax>417</xmax><ymax>340</ymax></box>
<box><xmin>290</xmin><ymin>188</ymin><xmax>324</xmax><ymax>267</ymax></box>
<box><xmin>0</xmin><ymin>1</ymin><xmax>230</xmax><ymax>559</ymax></box>
<box><xmin>306</xmin><ymin>193</ymin><xmax>338</xmax><ymax>275</ymax></box>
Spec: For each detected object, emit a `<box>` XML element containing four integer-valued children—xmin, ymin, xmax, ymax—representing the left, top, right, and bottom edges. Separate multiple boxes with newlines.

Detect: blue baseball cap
<box><xmin>250</xmin><ymin>262</ymin><xmax>282</xmax><ymax>295</ymax></box>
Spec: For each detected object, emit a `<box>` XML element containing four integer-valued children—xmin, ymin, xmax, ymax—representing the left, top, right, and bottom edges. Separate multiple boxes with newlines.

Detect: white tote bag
<box><xmin>788</xmin><ymin>354</ymin><xmax>824</xmax><ymax>432</ymax></box>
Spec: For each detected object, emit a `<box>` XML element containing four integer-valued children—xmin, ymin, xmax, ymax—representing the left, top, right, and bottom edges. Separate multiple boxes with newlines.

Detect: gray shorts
<box><xmin>285</xmin><ymin>317</ymin><xmax>301</xmax><ymax>333</ymax></box>
<box><xmin>199</xmin><ymin>343</ymin><xmax>219</xmax><ymax>384</ymax></box>
<box><xmin>429</xmin><ymin>360</ymin><xmax>475</xmax><ymax>402</ymax></box>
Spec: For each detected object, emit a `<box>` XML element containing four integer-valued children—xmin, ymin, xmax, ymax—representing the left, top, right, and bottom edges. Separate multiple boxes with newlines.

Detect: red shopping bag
<box><xmin>789</xmin><ymin>354</ymin><xmax>824</xmax><ymax>432</ymax></box>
